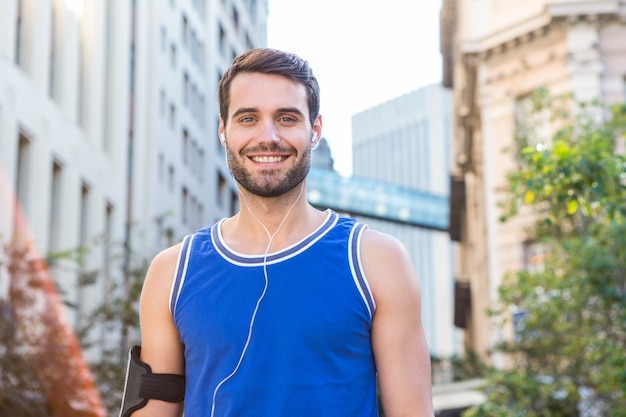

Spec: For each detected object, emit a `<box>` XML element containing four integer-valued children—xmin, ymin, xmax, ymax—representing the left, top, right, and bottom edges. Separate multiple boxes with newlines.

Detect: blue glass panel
<box><xmin>307</xmin><ymin>168</ymin><xmax>449</xmax><ymax>231</ymax></box>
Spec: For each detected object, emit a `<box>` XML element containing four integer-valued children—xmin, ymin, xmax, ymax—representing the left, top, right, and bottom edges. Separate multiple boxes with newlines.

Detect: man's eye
<box><xmin>240</xmin><ymin>116</ymin><xmax>255</xmax><ymax>123</ymax></box>
<box><xmin>280</xmin><ymin>116</ymin><xmax>296</xmax><ymax>122</ymax></box>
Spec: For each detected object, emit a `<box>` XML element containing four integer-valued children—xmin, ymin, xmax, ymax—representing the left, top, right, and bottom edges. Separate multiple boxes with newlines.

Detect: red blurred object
<box><xmin>2</xmin><ymin>169</ymin><xmax>107</xmax><ymax>417</ymax></box>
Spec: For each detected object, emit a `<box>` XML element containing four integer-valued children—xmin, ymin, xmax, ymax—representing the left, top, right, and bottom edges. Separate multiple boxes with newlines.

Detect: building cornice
<box><xmin>546</xmin><ymin>0</ymin><xmax>625</xmax><ymax>18</ymax></box>
<box><xmin>460</xmin><ymin>11</ymin><xmax>553</xmax><ymax>55</ymax></box>
<box><xmin>460</xmin><ymin>0</ymin><xmax>626</xmax><ymax>60</ymax></box>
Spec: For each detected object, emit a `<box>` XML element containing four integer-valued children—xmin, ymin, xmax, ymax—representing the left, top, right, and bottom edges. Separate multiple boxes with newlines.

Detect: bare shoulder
<box><xmin>361</xmin><ymin>228</ymin><xmax>433</xmax><ymax>415</ymax></box>
<box><xmin>133</xmin><ymin>243</ymin><xmax>186</xmax><ymax>415</ymax></box>
<box><xmin>359</xmin><ymin>228</ymin><xmax>420</xmax><ymax>301</ymax></box>
<box><xmin>360</xmin><ymin>228</ymin><xmax>409</xmax><ymax>259</ymax></box>
<box><xmin>139</xmin><ymin>242</ymin><xmax>185</xmax><ymax>325</ymax></box>
<box><xmin>141</xmin><ymin>243</ymin><xmax>183</xmax><ymax>299</ymax></box>
<box><xmin>138</xmin><ymin>242</ymin><xmax>186</xmax><ymax>372</ymax></box>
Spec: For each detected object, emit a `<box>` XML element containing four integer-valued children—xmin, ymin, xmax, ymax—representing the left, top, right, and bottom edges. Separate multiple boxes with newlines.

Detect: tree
<box><xmin>0</xmin><ymin>239</ymin><xmax>108</xmax><ymax>417</ymax></box>
<box><xmin>0</xmin><ymin>297</ymin><xmax>49</xmax><ymax>416</ymax></box>
<box><xmin>464</xmin><ymin>93</ymin><xmax>626</xmax><ymax>416</ymax></box>
<box><xmin>42</xmin><ymin>229</ymin><xmax>149</xmax><ymax>416</ymax></box>
<box><xmin>1</xmin><ymin>207</ymin><xmax>170</xmax><ymax>416</ymax></box>
<box><xmin>0</xmin><ymin>234</ymin><xmax>147</xmax><ymax>417</ymax></box>
<box><xmin>73</xmin><ymin>243</ymin><xmax>147</xmax><ymax>416</ymax></box>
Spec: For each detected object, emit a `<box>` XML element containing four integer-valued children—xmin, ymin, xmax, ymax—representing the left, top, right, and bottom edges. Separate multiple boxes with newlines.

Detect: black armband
<box><xmin>119</xmin><ymin>345</ymin><xmax>185</xmax><ymax>417</ymax></box>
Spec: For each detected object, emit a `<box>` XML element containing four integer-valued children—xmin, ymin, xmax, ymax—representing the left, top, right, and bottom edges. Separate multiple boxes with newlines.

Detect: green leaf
<box><xmin>483</xmin><ymin>91</ymin><xmax>626</xmax><ymax>415</ymax></box>
<box><xmin>524</xmin><ymin>190</ymin><xmax>535</xmax><ymax>205</ymax></box>
<box><xmin>566</xmin><ymin>199</ymin><xmax>578</xmax><ymax>215</ymax></box>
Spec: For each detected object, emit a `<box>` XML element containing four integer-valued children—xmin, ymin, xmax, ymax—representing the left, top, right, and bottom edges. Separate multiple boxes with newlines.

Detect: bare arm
<box><xmin>131</xmin><ymin>244</ymin><xmax>185</xmax><ymax>417</ymax></box>
<box><xmin>361</xmin><ymin>230</ymin><xmax>434</xmax><ymax>416</ymax></box>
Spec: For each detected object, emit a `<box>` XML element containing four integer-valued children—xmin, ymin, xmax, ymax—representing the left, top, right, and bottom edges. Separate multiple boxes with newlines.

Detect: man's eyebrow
<box><xmin>275</xmin><ymin>107</ymin><xmax>305</xmax><ymax>117</ymax></box>
<box><xmin>231</xmin><ymin>107</ymin><xmax>306</xmax><ymax>119</ymax></box>
<box><xmin>231</xmin><ymin>107</ymin><xmax>258</xmax><ymax>119</ymax></box>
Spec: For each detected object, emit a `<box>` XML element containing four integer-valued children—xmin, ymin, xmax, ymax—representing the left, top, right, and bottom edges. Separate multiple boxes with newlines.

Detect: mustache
<box><xmin>241</xmin><ymin>144</ymin><xmax>295</xmax><ymax>154</ymax></box>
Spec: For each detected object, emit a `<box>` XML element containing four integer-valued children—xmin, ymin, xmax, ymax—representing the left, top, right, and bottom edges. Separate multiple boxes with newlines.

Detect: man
<box><xmin>126</xmin><ymin>48</ymin><xmax>433</xmax><ymax>417</ymax></box>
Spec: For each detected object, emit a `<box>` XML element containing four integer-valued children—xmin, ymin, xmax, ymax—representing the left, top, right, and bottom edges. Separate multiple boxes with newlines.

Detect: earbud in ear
<box><xmin>219</xmin><ymin>133</ymin><xmax>226</xmax><ymax>144</ymax></box>
<box><xmin>311</xmin><ymin>133</ymin><xmax>318</xmax><ymax>143</ymax></box>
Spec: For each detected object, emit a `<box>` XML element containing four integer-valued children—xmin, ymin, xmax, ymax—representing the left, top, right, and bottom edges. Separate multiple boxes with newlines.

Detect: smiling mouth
<box><xmin>250</xmin><ymin>155</ymin><xmax>287</xmax><ymax>163</ymax></box>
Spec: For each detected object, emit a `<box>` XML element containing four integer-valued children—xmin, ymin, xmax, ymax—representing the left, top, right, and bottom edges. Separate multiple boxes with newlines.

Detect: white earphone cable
<box><xmin>210</xmin><ymin>182</ymin><xmax>305</xmax><ymax>417</ymax></box>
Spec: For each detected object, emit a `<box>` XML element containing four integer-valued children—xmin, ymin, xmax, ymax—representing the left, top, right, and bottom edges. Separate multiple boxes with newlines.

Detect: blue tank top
<box><xmin>169</xmin><ymin>210</ymin><xmax>378</xmax><ymax>417</ymax></box>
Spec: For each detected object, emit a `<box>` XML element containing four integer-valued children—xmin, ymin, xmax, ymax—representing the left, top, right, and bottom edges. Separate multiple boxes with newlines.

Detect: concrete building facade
<box><xmin>352</xmin><ymin>84</ymin><xmax>463</xmax><ymax>373</ymax></box>
<box><xmin>0</xmin><ymin>0</ymin><xmax>267</xmax><ymax>346</ymax></box>
<box><xmin>441</xmin><ymin>0</ymin><xmax>626</xmax><ymax>363</ymax></box>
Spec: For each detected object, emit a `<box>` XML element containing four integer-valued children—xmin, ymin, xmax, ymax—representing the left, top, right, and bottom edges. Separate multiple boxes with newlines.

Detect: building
<box><xmin>351</xmin><ymin>84</ymin><xmax>463</xmax><ymax>375</ymax></box>
<box><xmin>441</xmin><ymin>0</ymin><xmax>626</xmax><ymax>363</ymax></box>
<box><xmin>133</xmin><ymin>0</ymin><xmax>267</xmax><ymax>258</ymax></box>
<box><xmin>0</xmin><ymin>0</ymin><xmax>267</xmax><ymax>350</ymax></box>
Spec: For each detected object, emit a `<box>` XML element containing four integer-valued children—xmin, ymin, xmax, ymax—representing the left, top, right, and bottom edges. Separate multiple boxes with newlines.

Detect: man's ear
<box><xmin>218</xmin><ymin>118</ymin><xmax>226</xmax><ymax>145</ymax></box>
<box><xmin>311</xmin><ymin>115</ymin><xmax>323</xmax><ymax>148</ymax></box>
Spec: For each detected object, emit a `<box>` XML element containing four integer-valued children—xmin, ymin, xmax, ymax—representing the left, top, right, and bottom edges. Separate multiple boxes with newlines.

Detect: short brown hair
<box><xmin>218</xmin><ymin>48</ymin><xmax>320</xmax><ymax>127</ymax></box>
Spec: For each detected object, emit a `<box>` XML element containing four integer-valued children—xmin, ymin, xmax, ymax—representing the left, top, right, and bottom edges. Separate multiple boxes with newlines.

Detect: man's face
<box><xmin>220</xmin><ymin>72</ymin><xmax>321</xmax><ymax>198</ymax></box>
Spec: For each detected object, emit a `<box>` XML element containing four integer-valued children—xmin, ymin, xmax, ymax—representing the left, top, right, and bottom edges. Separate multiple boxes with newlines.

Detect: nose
<box><xmin>256</xmin><ymin>121</ymin><xmax>280</xmax><ymax>144</ymax></box>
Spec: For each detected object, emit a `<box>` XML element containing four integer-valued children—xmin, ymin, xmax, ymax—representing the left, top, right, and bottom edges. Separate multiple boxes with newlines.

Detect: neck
<box><xmin>221</xmin><ymin>182</ymin><xmax>326</xmax><ymax>254</ymax></box>
<box><xmin>238</xmin><ymin>182</ymin><xmax>306</xmax><ymax>241</ymax></box>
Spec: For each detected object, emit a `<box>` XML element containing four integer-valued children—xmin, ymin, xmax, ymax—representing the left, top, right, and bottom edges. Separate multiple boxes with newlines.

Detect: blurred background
<box><xmin>1</xmin><ymin>0</ymin><xmax>625</xmax><ymax>416</ymax></box>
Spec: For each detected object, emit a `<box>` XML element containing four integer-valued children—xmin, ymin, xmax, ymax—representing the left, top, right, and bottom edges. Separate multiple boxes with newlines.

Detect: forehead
<box><xmin>228</xmin><ymin>72</ymin><xmax>308</xmax><ymax>115</ymax></box>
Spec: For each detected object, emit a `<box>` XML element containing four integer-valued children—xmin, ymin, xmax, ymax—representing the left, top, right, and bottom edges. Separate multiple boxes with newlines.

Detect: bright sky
<box><xmin>267</xmin><ymin>1</ymin><xmax>443</xmax><ymax>175</ymax></box>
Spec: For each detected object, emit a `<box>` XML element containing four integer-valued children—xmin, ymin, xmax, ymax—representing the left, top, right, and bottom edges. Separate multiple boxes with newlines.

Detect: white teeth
<box><xmin>252</xmin><ymin>156</ymin><xmax>284</xmax><ymax>163</ymax></box>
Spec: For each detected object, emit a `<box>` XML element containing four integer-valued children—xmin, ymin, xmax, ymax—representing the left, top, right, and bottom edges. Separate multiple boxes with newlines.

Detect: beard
<box><xmin>227</xmin><ymin>144</ymin><xmax>311</xmax><ymax>198</ymax></box>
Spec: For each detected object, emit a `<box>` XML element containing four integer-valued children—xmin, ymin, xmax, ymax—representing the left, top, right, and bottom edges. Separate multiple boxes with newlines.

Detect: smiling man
<box><xmin>122</xmin><ymin>48</ymin><xmax>434</xmax><ymax>417</ymax></box>
<box><xmin>221</xmin><ymin>70</ymin><xmax>317</xmax><ymax>198</ymax></box>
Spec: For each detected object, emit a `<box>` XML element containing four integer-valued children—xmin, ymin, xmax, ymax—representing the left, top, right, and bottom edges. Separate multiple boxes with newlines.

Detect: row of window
<box><xmin>158</xmin><ymin>89</ymin><xmax>206</xmax><ymax>185</ymax></box>
<box><xmin>222</xmin><ymin>0</ymin><xmax>259</xmax><ymax>27</ymax></box>
<box><xmin>165</xmin><ymin>4</ymin><xmax>256</xmax><ymax>74</ymax></box>
<box><xmin>181</xmin><ymin>128</ymin><xmax>205</xmax><ymax>180</ymax></box>
<box><xmin>156</xmin><ymin>151</ymin><xmax>232</xmax><ymax>233</ymax></box>
<box><xmin>218</xmin><ymin>23</ymin><xmax>255</xmax><ymax>63</ymax></box>
<box><xmin>158</xmin><ymin>136</ymin><xmax>204</xmax><ymax>193</ymax></box>
<box><xmin>181</xmin><ymin>186</ymin><xmax>204</xmax><ymax>230</ymax></box>
<box><xmin>218</xmin><ymin>0</ymin><xmax>257</xmax><ymax>60</ymax></box>
<box><xmin>183</xmin><ymin>71</ymin><xmax>206</xmax><ymax>127</ymax></box>
<box><xmin>171</xmin><ymin>0</ymin><xmax>207</xmax><ymax>17</ymax></box>
<box><xmin>217</xmin><ymin>171</ymin><xmax>239</xmax><ymax>214</ymax></box>
<box><xmin>14</xmin><ymin>132</ymin><xmax>115</xmax><ymax>281</ymax></box>
<box><xmin>156</xmin><ymin>152</ymin><xmax>206</xmax><ymax>231</ymax></box>
<box><xmin>181</xmin><ymin>13</ymin><xmax>205</xmax><ymax>71</ymax></box>
<box><xmin>13</xmin><ymin>129</ymin><xmax>214</xmax><ymax>296</ymax></box>
<box><xmin>191</xmin><ymin>0</ymin><xmax>207</xmax><ymax>17</ymax></box>
<box><xmin>14</xmin><ymin>0</ymin><xmax>119</xmax><ymax>153</ymax></box>
<box><xmin>160</xmin><ymin>10</ymin><xmax>208</xmax><ymax>143</ymax></box>
<box><xmin>16</xmin><ymin>0</ymin><xmax>83</xmax><ymax>112</ymax></box>
<box><xmin>160</xmin><ymin>10</ymin><xmax>207</xmax><ymax>72</ymax></box>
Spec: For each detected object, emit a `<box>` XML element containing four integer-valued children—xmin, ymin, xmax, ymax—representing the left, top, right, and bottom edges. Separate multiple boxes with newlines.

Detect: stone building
<box><xmin>441</xmin><ymin>0</ymin><xmax>626</xmax><ymax>363</ymax></box>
